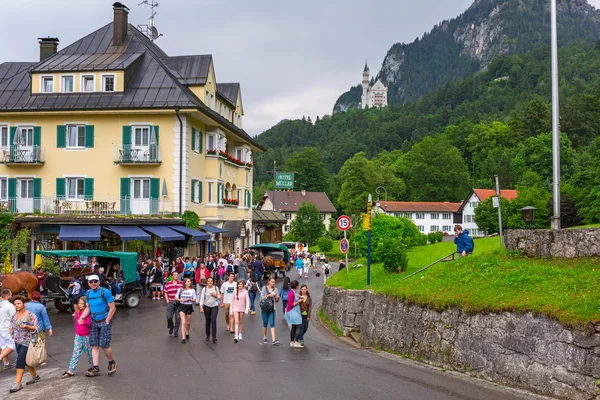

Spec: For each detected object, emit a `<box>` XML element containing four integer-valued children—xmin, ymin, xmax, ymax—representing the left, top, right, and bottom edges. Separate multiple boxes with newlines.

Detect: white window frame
<box><xmin>66</xmin><ymin>177</ymin><xmax>85</xmax><ymax>201</ymax></box>
<box><xmin>0</xmin><ymin>177</ymin><xmax>7</xmax><ymax>201</ymax></box>
<box><xmin>403</xmin><ymin>212</ymin><xmax>412</xmax><ymax>219</ymax></box>
<box><xmin>321</xmin><ymin>213</ymin><xmax>326</xmax><ymax>221</ymax></box>
<box><xmin>207</xmin><ymin>133</ymin><xmax>216</xmax><ymax>151</ymax></box>
<box><xmin>192</xmin><ymin>179</ymin><xmax>201</xmax><ymax>204</ymax></box>
<box><xmin>41</xmin><ymin>75</ymin><xmax>54</xmax><ymax>93</ymax></box>
<box><xmin>81</xmin><ymin>75</ymin><xmax>95</xmax><ymax>92</ymax></box>
<box><xmin>430</xmin><ymin>225</ymin><xmax>439</xmax><ymax>232</ymax></box>
<box><xmin>415</xmin><ymin>213</ymin><xmax>425</xmax><ymax>220</ymax></box>
<box><xmin>417</xmin><ymin>225</ymin><xmax>424</xmax><ymax>232</ymax></box>
<box><xmin>193</xmin><ymin>128</ymin><xmax>201</xmax><ymax>153</ymax></box>
<box><xmin>235</xmin><ymin>147</ymin><xmax>243</xmax><ymax>162</ymax></box>
<box><xmin>431</xmin><ymin>213</ymin><xmax>439</xmax><ymax>220</ymax></box>
<box><xmin>442</xmin><ymin>213</ymin><xmax>451</xmax><ymax>220</ymax></box>
<box><xmin>60</xmin><ymin>75</ymin><xmax>74</xmax><ymax>93</ymax></box>
<box><xmin>442</xmin><ymin>225</ymin><xmax>452</xmax><ymax>232</ymax></box>
<box><xmin>101</xmin><ymin>73</ymin><xmax>116</xmax><ymax>92</ymax></box>
<box><xmin>66</xmin><ymin>124</ymin><xmax>86</xmax><ymax>149</ymax></box>
<box><xmin>207</xmin><ymin>182</ymin><xmax>214</xmax><ymax>204</ymax></box>
<box><xmin>0</xmin><ymin>125</ymin><xmax>8</xmax><ymax>149</ymax></box>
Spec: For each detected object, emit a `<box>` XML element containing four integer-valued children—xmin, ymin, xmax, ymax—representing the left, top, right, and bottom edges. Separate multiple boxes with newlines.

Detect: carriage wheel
<box><xmin>54</xmin><ymin>298</ymin><xmax>72</xmax><ymax>312</ymax></box>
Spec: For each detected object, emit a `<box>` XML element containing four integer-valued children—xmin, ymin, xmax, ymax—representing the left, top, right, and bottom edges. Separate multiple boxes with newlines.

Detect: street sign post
<box><xmin>366</xmin><ymin>195</ymin><xmax>373</xmax><ymax>286</ymax></box>
<box><xmin>337</xmin><ymin>215</ymin><xmax>351</xmax><ymax>273</ymax></box>
<box><xmin>275</xmin><ymin>172</ymin><xmax>294</xmax><ymax>189</ymax></box>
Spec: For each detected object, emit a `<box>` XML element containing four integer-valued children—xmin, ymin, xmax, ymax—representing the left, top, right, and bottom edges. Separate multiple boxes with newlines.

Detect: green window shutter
<box><xmin>199</xmin><ymin>181</ymin><xmax>203</xmax><ymax>203</ymax></box>
<box><xmin>191</xmin><ymin>179</ymin><xmax>196</xmax><ymax>203</ymax></box>
<box><xmin>199</xmin><ymin>130</ymin><xmax>203</xmax><ymax>153</ymax></box>
<box><xmin>56</xmin><ymin>178</ymin><xmax>66</xmax><ymax>200</ymax></box>
<box><xmin>150</xmin><ymin>178</ymin><xmax>160</xmax><ymax>214</ymax></box>
<box><xmin>33</xmin><ymin>178</ymin><xmax>41</xmax><ymax>211</ymax></box>
<box><xmin>56</xmin><ymin>125</ymin><xmax>66</xmax><ymax>148</ymax></box>
<box><xmin>85</xmin><ymin>125</ymin><xmax>94</xmax><ymax>148</ymax></box>
<box><xmin>120</xmin><ymin>178</ymin><xmax>130</xmax><ymax>215</ymax></box>
<box><xmin>8</xmin><ymin>178</ymin><xmax>16</xmax><ymax>212</ymax></box>
<box><xmin>9</xmin><ymin>127</ymin><xmax>16</xmax><ymax>146</ymax></box>
<box><xmin>122</xmin><ymin>126</ymin><xmax>131</xmax><ymax>146</ymax></box>
<box><xmin>33</xmin><ymin>126</ymin><xmax>41</xmax><ymax>146</ymax></box>
<box><xmin>84</xmin><ymin>178</ymin><xmax>94</xmax><ymax>200</ymax></box>
<box><xmin>153</xmin><ymin>126</ymin><xmax>159</xmax><ymax>145</ymax></box>
<box><xmin>191</xmin><ymin>128</ymin><xmax>196</xmax><ymax>152</ymax></box>
<box><xmin>9</xmin><ymin>127</ymin><xmax>16</xmax><ymax>161</ymax></box>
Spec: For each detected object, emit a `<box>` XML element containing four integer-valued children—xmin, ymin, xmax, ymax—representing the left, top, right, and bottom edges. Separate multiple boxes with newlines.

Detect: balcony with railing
<box><xmin>114</xmin><ymin>144</ymin><xmax>161</xmax><ymax>165</ymax></box>
<box><xmin>0</xmin><ymin>145</ymin><xmax>45</xmax><ymax>165</ymax></box>
<box><xmin>1</xmin><ymin>196</ymin><xmax>174</xmax><ymax>216</ymax></box>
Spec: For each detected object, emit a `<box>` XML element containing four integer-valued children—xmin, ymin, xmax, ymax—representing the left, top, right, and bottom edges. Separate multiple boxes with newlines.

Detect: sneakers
<box><xmin>238</xmin><ymin>334</ymin><xmax>243</xmax><ymax>341</ymax></box>
<box><xmin>263</xmin><ymin>338</ymin><xmax>268</xmax><ymax>344</ymax></box>
<box><xmin>250</xmin><ymin>310</ymin><xmax>256</xmax><ymax>315</ymax></box>
<box><xmin>272</xmin><ymin>340</ymin><xmax>280</xmax><ymax>345</ymax></box>
<box><xmin>295</xmin><ymin>342</ymin><xmax>305</xmax><ymax>348</ymax></box>
<box><xmin>107</xmin><ymin>360</ymin><xmax>117</xmax><ymax>376</ymax></box>
<box><xmin>26</xmin><ymin>375</ymin><xmax>40</xmax><ymax>385</ymax></box>
<box><xmin>86</xmin><ymin>366</ymin><xmax>100</xmax><ymax>377</ymax></box>
<box><xmin>213</xmin><ymin>338</ymin><xmax>218</xmax><ymax>343</ymax></box>
<box><xmin>168</xmin><ymin>328</ymin><xmax>174</xmax><ymax>336</ymax></box>
<box><xmin>181</xmin><ymin>339</ymin><xmax>186</xmax><ymax>344</ymax></box>
<box><xmin>234</xmin><ymin>336</ymin><xmax>238</xmax><ymax>343</ymax></box>
<box><xmin>1</xmin><ymin>363</ymin><xmax>12</xmax><ymax>371</ymax></box>
<box><xmin>205</xmin><ymin>337</ymin><xmax>210</xmax><ymax>342</ymax></box>
<box><xmin>290</xmin><ymin>341</ymin><xmax>295</xmax><ymax>347</ymax></box>
<box><xmin>9</xmin><ymin>383</ymin><xmax>23</xmax><ymax>393</ymax></box>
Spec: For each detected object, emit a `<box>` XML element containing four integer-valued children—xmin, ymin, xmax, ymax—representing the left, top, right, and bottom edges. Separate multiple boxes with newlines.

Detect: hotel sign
<box><xmin>275</xmin><ymin>172</ymin><xmax>294</xmax><ymax>189</ymax></box>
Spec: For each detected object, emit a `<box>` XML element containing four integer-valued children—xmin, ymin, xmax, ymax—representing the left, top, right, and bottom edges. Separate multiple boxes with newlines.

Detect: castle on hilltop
<box><xmin>361</xmin><ymin>61</ymin><xmax>388</xmax><ymax>109</ymax></box>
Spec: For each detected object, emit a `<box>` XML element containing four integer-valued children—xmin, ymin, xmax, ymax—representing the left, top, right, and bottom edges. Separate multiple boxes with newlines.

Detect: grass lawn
<box><xmin>326</xmin><ymin>237</ymin><xmax>600</xmax><ymax>329</ymax></box>
<box><xmin>568</xmin><ymin>223</ymin><xmax>600</xmax><ymax>229</ymax></box>
<box><xmin>323</xmin><ymin>240</ymin><xmax>349</xmax><ymax>261</ymax></box>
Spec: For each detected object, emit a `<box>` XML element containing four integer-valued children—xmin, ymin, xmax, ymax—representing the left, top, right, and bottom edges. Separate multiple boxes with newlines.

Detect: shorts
<box><xmin>0</xmin><ymin>331</ymin><xmax>15</xmax><ymax>350</ymax></box>
<box><xmin>151</xmin><ymin>283</ymin><xmax>163</xmax><ymax>291</ymax></box>
<box><xmin>178</xmin><ymin>304</ymin><xmax>194</xmax><ymax>315</ymax></box>
<box><xmin>15</xmin><ymin>343</ymin><xmax>28</xmax><ymax>369</ymax></box>
<box><xmin>297</xmin><ymin>268</ymin><xmax>302</xmax><ymax>274</ymax></box>
<box><xmin>224</xmin><ymin>303</ymin><xmax>231</xmax><ymax>315</ymax></box>
<box><xmin>89</xmin><ymin>319</ymin><xmax>112</xmax><ymax>349</ymax></box>
<box><xmin>303</xmin><ymin>266</ymin><xmax>309</xmax><ymax>273</ymax></box>
<box><xmin>261</xmin><ymin>309</ymin><xmax>276</xmax><ymax>328</ymax></box>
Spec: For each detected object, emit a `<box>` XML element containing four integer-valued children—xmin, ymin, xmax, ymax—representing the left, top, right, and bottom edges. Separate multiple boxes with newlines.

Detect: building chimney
<box><xmin>301</xmin><ymin>189</ymin><xmax>306</xmax><ymax>196</ymax></box>
<box><xmin>112</xmin><ymin>2</ymin><xmax>130</xmax><ymax>46</ymax></box>
<box><xmin>38</xmin><ymin>38</ymin><xmax>59</xmax><ymax>61</ymax></box>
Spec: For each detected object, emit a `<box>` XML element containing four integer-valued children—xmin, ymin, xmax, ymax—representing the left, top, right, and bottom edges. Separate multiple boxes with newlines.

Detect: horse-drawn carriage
<box><xmin>34</xmin><ymin>250</ymin><xmax>142</xmax><ymax>311</ymax></box>
<box><xmin>249</xmin><ymin>243</ymin><xmax>291</xmax><ymax>279</ymax></box>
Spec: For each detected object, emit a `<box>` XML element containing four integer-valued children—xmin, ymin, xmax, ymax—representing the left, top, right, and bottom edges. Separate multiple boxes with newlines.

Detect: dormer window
<box><xmin>41</xmin><ymin>76</ymin><xmax>53</xmax><ymax>93</ymax></box>
<box><xmin>82</xmin><ymin>75</ymin><xmax>94</xmax><ymax>92</ymax></box>
<box><xmin>102</xmin><ymin>74</ymin><xmax>115</xmax><ymax>92</ymax></box>
<box><xmin>61</xmin><ymin>76</ymin><xmax>74</xmax><ymax>93</ymax></box>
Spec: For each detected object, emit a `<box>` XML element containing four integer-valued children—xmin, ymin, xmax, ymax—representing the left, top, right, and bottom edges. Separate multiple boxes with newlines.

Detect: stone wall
<box><xmin>505</xmin><ymin>228</ymin><xmax>600</xmax><ymax>258</ymax></box>
<box><xmin>322</xmin><ymin>287</ymin><xmax>600</xmax><ymax>400</ymax></box>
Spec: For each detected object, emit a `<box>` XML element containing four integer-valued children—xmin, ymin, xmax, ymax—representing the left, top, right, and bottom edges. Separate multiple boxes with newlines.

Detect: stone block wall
<box><xmin>505</xmin><ymin>228</ymin><xmax>600</xmax><ymax>258</ymax></box>
<box><xmin>322</xmin><ymin>286</ymin><xmax>600</xmax><ymax>400</ymax></box>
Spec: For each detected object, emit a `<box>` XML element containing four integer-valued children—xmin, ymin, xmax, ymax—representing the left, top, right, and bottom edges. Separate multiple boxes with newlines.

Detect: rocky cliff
<box><xmin>334</xmin><ymin>0</ymin><xmax>600</xmax><ymax>112</ymax></box>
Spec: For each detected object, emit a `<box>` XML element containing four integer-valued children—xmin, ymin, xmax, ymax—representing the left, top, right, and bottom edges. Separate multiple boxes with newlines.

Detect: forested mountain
<box><xmin>333</xmin><ymin>0</ymin><xmax>600</xmax><ymax>112</ymax></box>
<box><xmin>253</xmin><ymin>40</ymin><xmax>600</xmax><ymax>224</ymax></box>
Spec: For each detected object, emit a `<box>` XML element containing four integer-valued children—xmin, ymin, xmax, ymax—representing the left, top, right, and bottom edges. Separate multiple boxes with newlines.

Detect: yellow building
<box><xmin>0</xmin><ymin>3</ymin><xmax>262</xmax><ymax>264</ymax></box>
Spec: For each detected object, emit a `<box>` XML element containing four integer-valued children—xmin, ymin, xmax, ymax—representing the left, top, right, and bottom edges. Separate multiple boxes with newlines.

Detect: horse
<box><xmin>1</xmin><ymin>271</ymin><xmax>39</xmax><ymax>298</ymax></box>
<box><xmin>263</xmin><ymin>255</ymin><xmax>275</xmax><ymax>278</ymax></box>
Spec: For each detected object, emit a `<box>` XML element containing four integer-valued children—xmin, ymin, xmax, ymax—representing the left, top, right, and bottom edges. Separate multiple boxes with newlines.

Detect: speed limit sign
<box><xmin>336</xmin><ymin>215</ymin><xmax>351</xmax><ymax>231</ymax></box>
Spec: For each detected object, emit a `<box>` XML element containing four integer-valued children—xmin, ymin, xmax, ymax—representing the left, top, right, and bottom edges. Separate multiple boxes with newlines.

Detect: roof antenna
<box><xmin>137</xmin><ymin>0</ymin><xmax>163</xmax><ymax>41</ymax></box>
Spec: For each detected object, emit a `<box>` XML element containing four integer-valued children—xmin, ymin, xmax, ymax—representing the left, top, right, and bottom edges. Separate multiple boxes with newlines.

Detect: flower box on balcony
<box><xmin>223</xmin><ymin>198</ymin><xmax>239</xmax><ymax>206</ymax></box>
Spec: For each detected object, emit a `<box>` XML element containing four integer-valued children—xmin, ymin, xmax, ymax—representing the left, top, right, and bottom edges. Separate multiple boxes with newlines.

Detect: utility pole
<box><xmin>550</xmin><ymin>0</ymin><xmax>561</xmax><ymax>230</ymax></box>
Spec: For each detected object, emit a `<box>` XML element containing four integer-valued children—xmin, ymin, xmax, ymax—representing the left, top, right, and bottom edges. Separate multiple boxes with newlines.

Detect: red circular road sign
<box><xmin>340</xmin><ymin>238</ymin><xmax>349</xmax><ymax>254</ymax></box>
<box><xmin>336</xmin><ymin>215</ymin><xmax>351</xmax><ymax>231</ymax></box>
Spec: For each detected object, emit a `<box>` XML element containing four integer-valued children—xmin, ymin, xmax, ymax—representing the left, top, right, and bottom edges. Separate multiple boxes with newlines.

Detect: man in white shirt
<box><xmin>302</xmin><ymin>255</ymin><xmax>311</xmax><ymax>278</ymax></box>
<box><xmin>220</xmin><ymin>273</ymin><xmax>237</xmax><ymax>334</ymax></box>
<box><xmin>0</xmin><ymin>288</ymin><xmax>16</xmax><ymax>370</ymax></box>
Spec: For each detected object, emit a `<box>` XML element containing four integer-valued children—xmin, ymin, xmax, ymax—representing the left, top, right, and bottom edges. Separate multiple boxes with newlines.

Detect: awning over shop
<box><xmin>168</xmin><ymin>225</ymin><xmax>210</xmax><ymax>241</ymax></box>
<box><xmin>200</xmin><ymin>225</ymin><xmax>228</xmax><ymax>234</ymax></box>
<box><xmin>222</xmin><ymin>221</ymin><xmax>243</xmax><ymax>238</ymax></box>
<box><xmin>252</xmin><ymin>210</ymin><xmax>287</xmax><ymax>224</ymax></box>
<box><xmin>58</xmin><ymin>225</ymin><xmax>101</xmax><ymax>241</ymax></box>
<box><xmin>140</xmin><ymin>225</ymin><xmax>185</xmax><ymax>241</ymax></box>
<box><xmin>105</xmin><ymin>225</ymin><xmax>151</xmax><ymax>241</ymax></box>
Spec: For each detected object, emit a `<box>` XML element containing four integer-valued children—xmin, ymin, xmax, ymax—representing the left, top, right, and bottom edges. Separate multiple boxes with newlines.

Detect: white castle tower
<box><xmin>361</xmin><ymin>61</ymin><xmax>388</xmax><ymax>109</ymax></box>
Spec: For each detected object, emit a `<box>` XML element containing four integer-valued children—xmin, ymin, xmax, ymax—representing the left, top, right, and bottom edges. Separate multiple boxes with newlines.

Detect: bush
<box><xmin>318</xmin><ymin>237</ymin><xmax>333</xmax><ymax>252</ymax></box>
<box><xmin>376</xmin><ymin>238</ymin><xmax>409</xmax><ymax>273</ymax></box>
<box><xmin>427</xmin><ymin>232</ymin><xmax>436</xmax><ymax>244</ymax></box>
<box><xmin>354</xmin><ymin>214</ymin><xmax>421</xmax><ymax>259</ymax></box>
<box><xmin>435</xmin><ymin>231</ymin><xmax>443</xmax><ymax>243</ymax></box>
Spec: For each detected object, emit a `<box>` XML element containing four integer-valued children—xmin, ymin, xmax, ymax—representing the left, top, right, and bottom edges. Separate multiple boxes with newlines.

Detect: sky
<box><xmin>1</xmin><ymin>0</ymin><xmax>599</xmax><ymax>136</ymax></box>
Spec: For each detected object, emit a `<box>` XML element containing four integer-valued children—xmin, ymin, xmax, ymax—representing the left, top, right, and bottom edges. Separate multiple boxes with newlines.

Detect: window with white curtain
<box><xmin>42</xmin><ymin>76</ymin><xmax>54</xmax><ymax>93</ymax></box>
<box><xmin>208</xmin><ymin>182</ymin><xmax>214</xmax><ymax>203</ymax></box>
<box><xmin>66</xmin><ymin>178</ymin><xmax>84</xmax><ymax>200</ymax></box>
<box><xmin>67</xmin><ymin>125</ymin><xmax>85</xmax><ymax>148</ymax></box>
<box><xmin>62</xmin><ymin>76</ymin><xmax>73</xmax><ymax>93</ymax></box>
<box><xmin>0</xmin><ymin>178</ymin><xmax>7</xmax><ymax>201</ymax></box>
<box><xmin>82</xmin><ymin>75</ymin><xmax>94</xmax><ymax>92</ymax></box>
<box><xmin>0</xmin><ymin>126</ymin><xmax>8</xmax><ymax>148</ymax></box>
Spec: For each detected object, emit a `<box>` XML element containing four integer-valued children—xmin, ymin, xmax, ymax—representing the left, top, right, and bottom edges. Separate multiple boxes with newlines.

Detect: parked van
<box><xmin>280</xmin><ymin>241</ymin><xmax>309</xmax><ymax>254</ymax></box>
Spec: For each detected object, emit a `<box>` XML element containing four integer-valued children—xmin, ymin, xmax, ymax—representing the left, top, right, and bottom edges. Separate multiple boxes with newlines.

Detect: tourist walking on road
<box><xmin>260</xmin><ymin>278</ymin><xmax>280</xmax><ymax>345</ymax></box>
<box><xmin>164</xmin><ymin>271</ymin><xmax>182</xmax><ymax>337</ymax></box>
<box><xmin>246</xmin><ymin>270</ymin><xmax>259</xmax><ymax>315</ymax></box>
<box><xmin>298</xmin><ymin>284</ymin><xmax>312</xmax><ymax>344</ymax></box>
<box><xmin>454</xmin><ymin>225</ymin><xmax>474</xmax><ymax>256</ymax></box>
<box><xmin>220</xmin><ymin>273</ymin><xmax>236</xmax><ymax>334</ymax></box>
<box><xmin>230</xmin><ymin>280</ymin><xmax>249</xmax><ymax>343</ymax></box>
<box><xmin>0</xmin><ymin>288</ymin><xmax>15</xmax><ymax>371</ymax></box>
<box><xmin>237</xmin><ymin>256</ymin><xmax>248</xmax><ymax>281</ymax></box>
<box><xmin>321</xmin><ymin>260</ymin><xmax>331</xmax><ymax>284</ymax></box>
<box><xmin>176</xmin><ymin>278</ymin><xmax>196</xmax><ymax>344</ymax></box>
<box><xmin>279</xmin><ymin>277</ymin><xmax>291</xmax><ymax>316</ymax></box>
<box><xmin>295</xmin><ymin>255</ymin><xmax>303</xmax><ymax>279</ymax></box>
<box><xmin>302</xmin><ymin>255</ymin><xmax>311</xmax><ymax>278</ymax></box>
<box><xmin>62</xmin><ymin>297</ymin><xmax>93</xmax><ymax>378</ymax></box>
<box><xmin>150</xmin><ymin>261</ymin><xmax>164</xmax><ymax>300</ymax></box>
<box><xmin>199</xmin><ymin>277</ymin><xmax>220</xmax><ymax>343</ymax></box>
<box><xmin>25</xmin><ymin>291</ymin><xmax>52</xmax><ymax>346</ymax></box>
<box><xmin>9</xmin><ymin>296</ymin><xmax>40</xmax><ymax>393</ymax></box>
<box><xmin>79</xmin><ymin>274</ymin><xmax>117</xmax><ymax>377</ymax></box>
<box><xmin>285</xmin><ymin>280</ymin><xmax>304</xmax><ymax>348</ymax></box>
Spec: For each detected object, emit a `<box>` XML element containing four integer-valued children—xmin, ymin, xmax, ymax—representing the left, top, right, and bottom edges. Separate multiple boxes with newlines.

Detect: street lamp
<box><xmin>521</xmin><ymin>206</ymin><xmax>536</xmax><ymax>228</ymax></box>
<box><xmin>257</xmin><ymin>225</ymin><xmax>266</xmax><ymax>235</ymax></box>
<box><xmin>376</xmin><ymin>186</ymin><xmax>387</xmax><ymax>202</ymax></box>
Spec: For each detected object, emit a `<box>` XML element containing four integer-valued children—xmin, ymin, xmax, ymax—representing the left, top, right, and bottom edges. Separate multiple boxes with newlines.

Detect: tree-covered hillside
<box><xmin>254</xmin><ymin>40</ymin><xmax>600</xmax><ymax>225</ymax></box>
<box><xmin>334</xmin><ymin>0</ymin><xmax>600</xmax><ymax>111</ymax></box>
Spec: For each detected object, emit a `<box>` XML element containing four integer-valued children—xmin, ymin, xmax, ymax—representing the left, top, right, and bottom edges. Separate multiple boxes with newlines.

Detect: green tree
<box><xmin>0</xmin><ymin>211</ymin><xmax>30</xmax><ymax>266</ymax></box>
<box><xmin>352</xmin><ymin>214</ymin><xmax>421</xmax><ymax>261</ymax></box>
<box><xmin>284</xmin><ymin>147</ymin><xmax>330</xmax><ymax>192</ymax></box>
<box><xmin>396</xmin><ymin>135</ymin><xmax>471</xmax><ymax>202</ymax></box>
<box><xmin>288</xmin><ymin>202</ymin><xmax>325</xmax><ymax>246</ymax></box>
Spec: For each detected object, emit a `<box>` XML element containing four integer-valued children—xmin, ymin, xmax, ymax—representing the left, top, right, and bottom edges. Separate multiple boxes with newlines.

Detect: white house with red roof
<box><xmin>457</xmin><ymin>189</ymin><xmax>518</xmax><ymax>236</ymax></box>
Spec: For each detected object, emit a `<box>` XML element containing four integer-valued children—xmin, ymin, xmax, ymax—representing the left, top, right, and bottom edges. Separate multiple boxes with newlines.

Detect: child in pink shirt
<box><xmin>62</xmin><ymin>297</ymin><xmax>92</xmax><ymax>378</ymax></box>
<box><xmin>229</xmin><ymin>280</ymin><xmax>249</xmax><ymax>343</ymax></box>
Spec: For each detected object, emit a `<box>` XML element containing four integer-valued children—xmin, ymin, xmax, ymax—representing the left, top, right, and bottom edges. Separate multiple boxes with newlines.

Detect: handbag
<box><xmin>174</xmin><ymin>288</ymin><xmax>182</xmax><ymax>307</ymax></box>
<box><xmin>26</xmin><ymin>335</ymin><xmax>47</xmax><ymax>368</ymax></box>
<box><xmin>259</xmin><ymin>288</ymin><xmax>274</xmax><ymax>312</ymax></box>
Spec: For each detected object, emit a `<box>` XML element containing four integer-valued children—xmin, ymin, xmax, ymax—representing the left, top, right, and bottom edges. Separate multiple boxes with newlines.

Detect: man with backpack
<box><xmin>321</xmin><ymin>260</ymin><xmax>331</xmax><ymax>284</ymax></box>
<box><xmin>78</xmin><ymin>275</ymin><xmax>117</xmax><ymax>377</ymax></box>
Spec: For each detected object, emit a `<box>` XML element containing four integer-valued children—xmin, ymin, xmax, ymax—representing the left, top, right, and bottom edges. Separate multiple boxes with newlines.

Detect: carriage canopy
<box><xmin>249</xmin><ymin>243</ymin><xmax>291</xmax><ymax>263</ymax></box>
<box><xmin>34</xmin><ymin>250</ymin><xmax>138</xmax><ymax>284</ymax></box>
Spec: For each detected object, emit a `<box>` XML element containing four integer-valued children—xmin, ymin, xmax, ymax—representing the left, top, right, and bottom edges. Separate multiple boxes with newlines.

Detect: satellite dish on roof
<box><xmin>150</xmin><ymin>26</ymin><xmax>159</xmax><ymax>40</ymax></box>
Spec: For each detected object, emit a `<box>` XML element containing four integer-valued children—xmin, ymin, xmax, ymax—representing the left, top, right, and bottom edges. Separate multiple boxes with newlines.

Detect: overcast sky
<box><xmin>1</xmin><ymin>0</ymin><xmax>599</xmax><ymax>135</ymax></box>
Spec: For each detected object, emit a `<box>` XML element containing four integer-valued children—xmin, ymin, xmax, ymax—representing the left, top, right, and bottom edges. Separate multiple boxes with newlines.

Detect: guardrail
<box><xmin>0</xmin><ymin>145</ymin><xmax>45</xmax><ymax>164</ymax></box>
<box><xmin>114</xmin><ymin>144</ymin><xmax>161</xmax><ymax>164</ymax></box>
<box><xmin>0</xmin><ymin>196</ymin><xmax>173</xmax><ymax>215</ymax></box>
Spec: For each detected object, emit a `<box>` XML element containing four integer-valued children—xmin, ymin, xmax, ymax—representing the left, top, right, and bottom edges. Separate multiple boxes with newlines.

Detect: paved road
<box><xmin>0</xmin><ymin>265</ymin><xmax>545</xmax><ymax>399</ymax></box>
